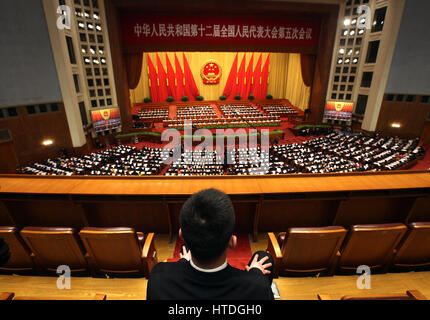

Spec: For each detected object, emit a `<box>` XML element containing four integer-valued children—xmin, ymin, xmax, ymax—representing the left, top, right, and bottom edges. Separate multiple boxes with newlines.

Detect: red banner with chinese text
<box><xmin>121</xmin><ymin>14</ymin><xmax>320</xmax><ymax>48</ymax></box>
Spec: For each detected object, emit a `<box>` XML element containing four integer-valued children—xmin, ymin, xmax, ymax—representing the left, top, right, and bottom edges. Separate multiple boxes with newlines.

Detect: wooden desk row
<box><xmin>0</xmin><ymin>171</ymin><xmax>429</xmax><ymax>242</ymax></box>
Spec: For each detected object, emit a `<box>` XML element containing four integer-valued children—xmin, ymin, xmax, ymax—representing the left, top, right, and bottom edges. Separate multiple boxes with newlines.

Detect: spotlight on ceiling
<box><xmin>42</xmin><ymin>139</ymin><xmax>53</xmax><ymax>146</ymax></box>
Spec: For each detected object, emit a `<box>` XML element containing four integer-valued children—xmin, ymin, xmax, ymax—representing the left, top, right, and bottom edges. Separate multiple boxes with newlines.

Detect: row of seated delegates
<box><xmin>18</xmin><ymin>145</ymin><xmax>140</xmax><ymax>176</ymax></box>
<box><xmin>261</xmin><ymin>105</ymin><xmax>298</xmax><ymax>117</ymax></box>
<box><xmin>137</xmin><ymin>108</ymin><xmax>169</xmax><ymax>120</ymax></box>
<box><xmin>165</xmin><ymin>118</ymin><xmax>229</xmax><ymax>127</ymax></box>
<box><xmin>297</xmin><ymin>126</ymin><xmax>334</xmax><ymax>137</ymax></box>
<box><xmin>227</xmin><ymin>147</ymin><xmax>273</xmax><ymax>175</ymax></box>
<box><xmin>301</xmin><ymin>132</ymin><xmax>424</xmax><ymax>171</ymax></box>
<box><xmin>165</xmin><ymin>149</ymin><xmax>225</xmax><ymax>176</ymax></box>
<box><xmin>333</xmin><ymin>133</ymin><xmax>423</xmax><ymax>166</ymax></box>
<box><xmin>89</xmin><ymin>147</ymin><xmax>169</xmax><ymax>176</ymax></box>
<box><xmin>219</xmin><ymin>105</ymin><xmax>264</xmax><ymax>117</ymax></box>
<box><xmin>132</xmin><ymin>122</ymin><xmax>151</xmax><ymax>129</ymax></box>
<box><xmin>165</xmin><ymin>117</ymin><xmax>279</xmax><ymax>127</ymax></box>
<box><xmin>176</xmin><ymin>106</ymin><xmax>217</xmax><ymax>119</ymax></box>
<box><xmin>272</xmin><ymin>141</ymin><xmax>364</xmax><ymax>174</ymax></box>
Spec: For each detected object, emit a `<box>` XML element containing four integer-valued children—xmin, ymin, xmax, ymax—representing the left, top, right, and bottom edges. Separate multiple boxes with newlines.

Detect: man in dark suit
<box><xmin>147</xmin><ymin>188</ymin><xmax>274</xmax><ymax>300</ymax></box>
<box><xmin>0</xmin><ymin>238</ymin><xmax>10</xmax><ymax>267</ymax></box>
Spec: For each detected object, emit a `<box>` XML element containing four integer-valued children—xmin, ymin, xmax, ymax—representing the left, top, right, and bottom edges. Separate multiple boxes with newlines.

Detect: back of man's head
<box><xmin>180</xmin><ymin>188</ymin><xmax>235</xmax><ymax>264</ymax></box>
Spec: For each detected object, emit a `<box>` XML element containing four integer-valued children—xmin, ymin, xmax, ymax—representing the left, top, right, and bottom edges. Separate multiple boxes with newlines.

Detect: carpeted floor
<box><xmin>166</xmin><ymin>234</ymin><xmax>253</xmax><ymax>270</ymax></box>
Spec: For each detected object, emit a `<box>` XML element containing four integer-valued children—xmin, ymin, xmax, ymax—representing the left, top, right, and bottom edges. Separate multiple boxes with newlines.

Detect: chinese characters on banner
<box><xmin>120</xmin><ymin>15</ymin><xmax>320</xmax><ymax>47</ymax></box>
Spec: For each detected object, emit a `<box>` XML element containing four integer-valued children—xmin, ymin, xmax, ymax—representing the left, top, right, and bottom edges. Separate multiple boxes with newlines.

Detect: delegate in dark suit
<box><xmin>147</xmin><ymin>188</ymin><xmax>274</xmax><ymax>300</ymax></box>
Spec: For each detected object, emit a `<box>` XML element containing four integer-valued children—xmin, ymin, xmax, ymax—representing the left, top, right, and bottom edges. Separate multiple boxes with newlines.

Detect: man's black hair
<box><xmin>180</xmin><ymin>188</ymin><xmax>235</xmax><ymax>264</ymax></box>
<box><xmin>0</xmin><ymin>238</ymin><xmax>10</xmax><ymax>267</ymax></box>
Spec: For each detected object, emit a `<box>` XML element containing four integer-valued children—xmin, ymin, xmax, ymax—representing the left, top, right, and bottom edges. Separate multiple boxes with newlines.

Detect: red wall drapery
<box><xmin>165</xmin><ymin>53</ymin><xmax>177</xmax><ymax>99</ymax></box>
<box><xmin>156</xmin><ymin>53</ymin><xmax>169</xmax><ymax>102</ymax></box>
<box><xmin>183</xmin><ymin>53</ymin><xmax>200</xmax><ymax>100</ymax></box>
<box><xmin>223</xmin><ymin>53</ymin><xmax>238</xmax><ymax>98</ymax></box>
<box><xmin>261</xmin><ymin>54</ymin><xmax>270</xmax><ymax>98</ymax></box>
<box><xmin>251</xmin><ymin>54</ymin><xmax>263</xmax><ymax>99</ymax></box>
<box><xmin>300</xmin><ymin>54</ymin><xmax>316</xmax><ymax>87</ymax></box>
<box><xmin>147</xmin><ymin>54</ymin><xmax>159</xmax><ymax>102</ymax></box>
<box><xmin>124</xmin><ymin>52</ymin><xmax>143</xmax><ymax>90</ymax></box>
<box><xmin>242</xmin><ymin>53</ymin><xmax>254</xmax><ymax>99</ymax></box>
<box><xmin>174</xmin><ymin>53</ymin><xmax>185</xmax><ymax>100</ymax></box>
<box><xmin>236</xmin><ymin>54</ymin><xmax>246</xmax><ymax>99</ymax></box>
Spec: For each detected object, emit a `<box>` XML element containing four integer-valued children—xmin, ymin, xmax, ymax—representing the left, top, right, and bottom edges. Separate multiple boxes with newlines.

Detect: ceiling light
<box><xmin>42</xmin><ymin>139</ymin><xmax>53</xmax><ymax>146</ymax></box>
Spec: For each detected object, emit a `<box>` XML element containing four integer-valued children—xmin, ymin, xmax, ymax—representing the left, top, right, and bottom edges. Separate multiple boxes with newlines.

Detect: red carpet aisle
<box><xmin>211</xmin><ymin>104</ymin><xmax>224</xmax><ymax>119</ymax></box>
<box><xmin>167</xmin><ymin>234</ymin><xmax>253</xmax><ymax>270</ymax></box>
<box><xmin>168</xmin><ymin>105</ymin><xmax>177</xmax><ymax>119</ymax></box>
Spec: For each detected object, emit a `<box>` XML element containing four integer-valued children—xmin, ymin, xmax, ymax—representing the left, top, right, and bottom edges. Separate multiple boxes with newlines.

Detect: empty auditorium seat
<box><xmin>0</xmin><ymin>227</ymin><xmax>34</xmax><ymax>273</ymax></box>
<box><xmin>266</xmin><ymin>227</ymin><xmax>347</xmax><ymax>277</ymax></box>
<box><xmin>78</xmin><ymin>227</ymin><xmax>158</xmax><ymax>278</ymax></box>
<box><xmin>392</xmin><ymin>222</ymin><xmax>430</xmax><ymax>269</ymax></box>
<box><xmin>20</xmin><ymin>227</ymin><xmax>89</xmax><ymax>274</ymax></box>
<box><xmin>317</xmin><ymin>290</ymin><xmax>427</xmax><ymax>300</ymax></box>
<box><xmin>336</xmin><ymin>223</ymin><xmax>407</xmax><ymax>273</ymax></box>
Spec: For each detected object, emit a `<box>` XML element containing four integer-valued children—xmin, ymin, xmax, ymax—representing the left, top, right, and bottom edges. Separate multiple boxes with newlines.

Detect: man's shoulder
<box><xmin>150</xmin><ymin>259</ymin><xmax>188</xmax><ymax>275</ymax></box>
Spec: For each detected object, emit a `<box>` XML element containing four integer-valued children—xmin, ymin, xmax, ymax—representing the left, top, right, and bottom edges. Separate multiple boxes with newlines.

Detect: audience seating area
<box><xmin>261</xmin><ymin>104</ymin><xmax>298</xmax><ymax>118</ymax></box>
<box><xmin>0</xmin><ymin>226</ymin><xmax>157</xmax><ymax>278</ymax></box>
<box><xmin>266</xmin><ymin>222</ymin><xmax>430</xmax><ymax>277</ymax></box>
<box><xmin>18</xmin><ymin>132</ymin><xmax>425</xmax><ymax>176</ymax></box>
<box><xmin>18</xmin><ymin>146</ymin><xmax>168</xmax><ymax>176</ymax></box>
<box><xmin>136</xmin><ymin>108</ymin><xmax>169</xmax><ymax>121</ymax></box>
<box><xmin>165</xmin><ymin>149</ymin><xmax>225</xmax><ymax>176</ymax></box>
<box><xmin>176</xmin><ymin>105</ymin><xmax>217</xmax><ymax>119</ymax></box>
<box><xmin>162</xmin><ymin>104</ymin><xmax>280</xmax><ymax>128</ymax></box>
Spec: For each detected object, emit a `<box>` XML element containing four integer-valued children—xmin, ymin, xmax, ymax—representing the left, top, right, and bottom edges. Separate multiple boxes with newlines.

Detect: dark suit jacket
<box><xmin>147</xmin><ymin>259</ymin><xmax>274</xmax><ymax>300</ymax></box>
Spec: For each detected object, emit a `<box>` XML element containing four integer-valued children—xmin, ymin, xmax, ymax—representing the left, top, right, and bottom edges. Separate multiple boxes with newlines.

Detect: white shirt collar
<box><xmin>189</xmin><ymin>258</ymin><xmax>228</xmax><ymax>273</ymax></box>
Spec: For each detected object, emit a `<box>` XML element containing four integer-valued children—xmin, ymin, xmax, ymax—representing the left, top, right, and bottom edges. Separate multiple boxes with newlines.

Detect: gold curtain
<box><xmin>130</xmin><ymin>52</ymin><xmax>310</xmax><ymax>110</ymax></box>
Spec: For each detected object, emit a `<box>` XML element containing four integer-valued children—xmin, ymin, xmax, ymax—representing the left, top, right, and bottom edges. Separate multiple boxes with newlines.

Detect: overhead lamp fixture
<box><xmin>42</xmin><ymin>139</ymin><xmax>53</xmax><ymax>146</ymax></box>
<box><xmin>339</xmin><ymin>48</ymin><xmax>345</xmax><ymax>54</ymax></box>
<box><xmin>391</xmin><ymin>123</ymin><xmax>401</xmax><ymax>128</ymax></box>
<box><xmin>344</xmin><ymin>19</ymin><xmax>351</xmax><ymax>26</ymax></box>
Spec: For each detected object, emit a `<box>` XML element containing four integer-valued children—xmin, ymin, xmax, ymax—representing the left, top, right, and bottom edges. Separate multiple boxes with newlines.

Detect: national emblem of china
<box><xmin>201</xmin><ymin>60</ymin><xmax>221</xmax><ymax>84</ymax></box>
<box><xmin>335</xmin><ymin>103</ymin><xmax>344</xmax><ymax>112</ymax></box>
